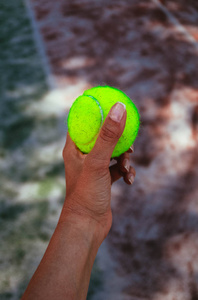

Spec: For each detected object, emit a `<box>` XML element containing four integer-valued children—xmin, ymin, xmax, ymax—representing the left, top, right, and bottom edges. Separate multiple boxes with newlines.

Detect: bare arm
<box><xmin>21</xmin><ymin>213</ymin><xmax>102</xmax><ymax>300</ymax></box>
<box><xmin>21</xmin><ymin>102</ymin><xmax>136</xmax><ymax>300</ymax></box>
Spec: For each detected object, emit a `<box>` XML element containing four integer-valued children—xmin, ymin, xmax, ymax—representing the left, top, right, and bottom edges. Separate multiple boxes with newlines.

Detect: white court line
<box><xmin>24</xmin><ymin>0</ymin><xmax>57</xmax><ymax>89</ymax></box>
<box><xmin>153</xmin><ymin>0</ymin><xmax>198</xmax><ymax>51</ymax></box>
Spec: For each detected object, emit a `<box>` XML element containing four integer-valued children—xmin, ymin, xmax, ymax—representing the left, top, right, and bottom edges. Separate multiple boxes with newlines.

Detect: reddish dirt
<box><xmin>159</xmin><ymin>0</ymin><xmax>198</xmax><ymax>41</ymax></box>
<box><xmin>31</xmin><ymin>0</ymin><xmax>198</xmax><ymax>299</ymax></box>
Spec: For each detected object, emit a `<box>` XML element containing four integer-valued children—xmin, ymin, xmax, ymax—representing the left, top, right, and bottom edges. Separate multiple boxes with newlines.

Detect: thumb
<box><xmin>88</xmin><ymin>102</ymin><xmax>127</xmax><ymax>168</ymax></box>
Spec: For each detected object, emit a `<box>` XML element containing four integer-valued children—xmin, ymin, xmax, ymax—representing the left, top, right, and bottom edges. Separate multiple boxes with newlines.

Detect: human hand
<box><xmin>61</xmin><ymin>102</ymin><xmax>136</xmax><ymax>242</ymax></box>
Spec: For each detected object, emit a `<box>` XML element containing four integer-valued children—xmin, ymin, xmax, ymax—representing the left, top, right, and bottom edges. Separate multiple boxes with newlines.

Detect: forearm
<box><xmin>21</xmin><ymin>210</ymin><xmax>102</xmax><ymax>300</ymax></box>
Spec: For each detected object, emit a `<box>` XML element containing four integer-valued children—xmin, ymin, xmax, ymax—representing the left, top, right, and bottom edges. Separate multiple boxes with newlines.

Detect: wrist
<box><xmin>59</xmin><ymin>195</ymin><xmax>112</xmax><ymax>243</ymax></box>
<box><xmin>58</xmin><ymin>203</ymin><xmax>106</xmax><ymax>250</ymax></box>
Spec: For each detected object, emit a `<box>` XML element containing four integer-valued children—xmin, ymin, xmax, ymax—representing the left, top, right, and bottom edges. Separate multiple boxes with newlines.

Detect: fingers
<box><xmin>126</xmin><ymin>145</ymin><xmax>134</xmax><ymax>153</ymax></box>
<box><xmin>113</xmin><ymin>144</ymin><xmax>134</xmax><ymax>172</ymax></box>
<box><xmin>63</xmin><ymin>132</ymin><xmax>86</xmax><ymax>161</ymax></box>
<box><xmin>109</xmin><ymin>162</ymin><xmax>136</xmax><ymax>185</ymax></box>
<box><xmin>109</xmin><ymin>144</ymin><xmax>136</xmax><ymax>185</ymax></box>
<box><xmin>124</xmin><ymin>166</ymin><xmax>136</xmax><ymax>184</ymax></box>
<box><xmin>62</xmin><ymin>132</ymin><xmax>75</xmax><ymax>158</ymax></box>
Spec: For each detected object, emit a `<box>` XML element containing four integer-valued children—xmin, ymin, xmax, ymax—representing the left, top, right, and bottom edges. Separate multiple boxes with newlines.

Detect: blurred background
<box><xmin>0</xmin><ymin>0</ymin><xmax>198</xmax><ymax>299</ymax></box>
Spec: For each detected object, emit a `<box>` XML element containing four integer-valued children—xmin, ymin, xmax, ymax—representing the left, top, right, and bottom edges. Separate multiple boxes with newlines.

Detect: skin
<box><xmin>21</xmin><ymin>102</ymin><xmax>136</xmax><ymax>300</ymax></box>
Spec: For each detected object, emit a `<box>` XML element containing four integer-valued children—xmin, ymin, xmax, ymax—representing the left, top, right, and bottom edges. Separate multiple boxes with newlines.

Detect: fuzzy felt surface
<box><xmin>67</xmin><ymin>86</ymin><xmax>140</xmax><ymax>158</ymax></box>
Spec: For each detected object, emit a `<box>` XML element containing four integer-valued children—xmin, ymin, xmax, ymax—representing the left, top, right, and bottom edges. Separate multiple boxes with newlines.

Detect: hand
<box><xmin>61</xmin><ymin>102</ymin><xmax>136</xmax><ymax>242</ymax></box>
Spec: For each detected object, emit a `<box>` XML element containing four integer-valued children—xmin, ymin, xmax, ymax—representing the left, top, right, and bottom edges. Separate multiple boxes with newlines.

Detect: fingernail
<box><xmin>123</xmin><ymin>159</ymin><xmax>130</xmax><ymax>172</ymax></box>
<box><xmin>128</xmin><ymin>174</ymin><xmax>135</xmax><ymax>184</ymax></box>
<box><xmin>130</xmin><ymin>145</ymin><xmax>134</xmax><ymax>152</ymax></box>
<box><xmin>110</xmin><ymin>102</ymin><xmax>126</xmax><ymax>122</ymax></box>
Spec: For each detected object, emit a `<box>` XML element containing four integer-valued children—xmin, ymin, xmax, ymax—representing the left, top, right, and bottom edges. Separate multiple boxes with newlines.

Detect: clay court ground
<box><xmin>0</xmin><ymin>1</ymin><xmax>198</xmax><ymax>299</ymax></box>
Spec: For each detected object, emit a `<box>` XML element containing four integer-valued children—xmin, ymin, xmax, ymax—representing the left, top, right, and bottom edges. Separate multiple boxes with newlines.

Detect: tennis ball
<box><xmin>67</xmin><ymin>86</ymin><xmax>140</xmax><ymax>158</ymax></box>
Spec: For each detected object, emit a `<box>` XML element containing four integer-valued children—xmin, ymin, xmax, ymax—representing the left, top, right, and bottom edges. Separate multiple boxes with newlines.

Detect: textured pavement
<box><xmin>28</xmin><ymin>1</ymin><xmax>198</xmax><ymax>299</ymax></box>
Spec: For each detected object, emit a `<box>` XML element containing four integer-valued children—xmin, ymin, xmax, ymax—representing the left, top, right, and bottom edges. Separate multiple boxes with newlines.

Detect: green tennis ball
<box><xmin>67</xmin><ymin>86</ymin><xmax>140</xmax><ymax>158</ymax></box>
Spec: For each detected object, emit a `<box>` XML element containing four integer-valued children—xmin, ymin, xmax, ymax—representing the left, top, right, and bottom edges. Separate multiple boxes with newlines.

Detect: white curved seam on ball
<box><xmin>86</xmin><ymin>94</ymin><xmax>104</xmax><ymax>127</ymax></box>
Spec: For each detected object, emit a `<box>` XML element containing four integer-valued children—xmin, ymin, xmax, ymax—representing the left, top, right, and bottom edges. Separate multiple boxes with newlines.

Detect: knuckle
<box><xmin>130</xmin><ymin>166</ymin><xmax>136</xmax><ymax>176</ymax></box>
<box><xmin>100</xmin><ymin>124</ymin><xmax>119</xmax><ymax>142</ymax></box>
<box><xmin>62</xmin><ymin>145</ymin><xmax>67</xmax><ymax>159</ymax></box>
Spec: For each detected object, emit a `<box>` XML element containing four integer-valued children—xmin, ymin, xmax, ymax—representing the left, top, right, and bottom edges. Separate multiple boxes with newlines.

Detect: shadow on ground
<box><xmin>1</xmin><ymin>0</ymin><xmax>198</xmax><ymax>299</ymax></box>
